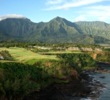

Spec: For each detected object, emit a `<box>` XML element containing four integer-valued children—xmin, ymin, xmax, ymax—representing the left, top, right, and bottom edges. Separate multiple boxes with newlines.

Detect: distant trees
<box><xmin>0</xmin><ymin>42</ymin><xmax>31</xmax><ymax>48</ymax></box>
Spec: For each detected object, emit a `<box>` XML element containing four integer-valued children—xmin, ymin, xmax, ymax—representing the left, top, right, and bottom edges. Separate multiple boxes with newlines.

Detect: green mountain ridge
<box><xmin>0</xmin><ymin>16</ymin><xmax>110</xmax><ymax>44</ymax></box>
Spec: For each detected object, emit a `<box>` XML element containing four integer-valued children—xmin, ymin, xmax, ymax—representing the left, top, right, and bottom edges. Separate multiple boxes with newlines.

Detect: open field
<box><xmin>0</xmin><ymin>47</ymin><xmax>58</xmax><ymax>64</ymax></box>
<box><xmin>0</xmin><ymin>47</ymin><xmax>83</xmax><ymax>64</ymax></box>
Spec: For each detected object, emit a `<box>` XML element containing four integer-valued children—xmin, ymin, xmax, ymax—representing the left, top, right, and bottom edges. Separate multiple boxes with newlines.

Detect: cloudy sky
<box><xmin>0</xmin><ymin>0</ymin><xmax>110</xmax><ymax>23</ymax></box>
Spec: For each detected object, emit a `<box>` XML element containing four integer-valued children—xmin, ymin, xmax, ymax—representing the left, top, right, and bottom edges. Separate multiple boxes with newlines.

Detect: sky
<box><xmin>0</xmin><ymin>0</ymin><xmax>110</xmax><ymax>23</ymax></box>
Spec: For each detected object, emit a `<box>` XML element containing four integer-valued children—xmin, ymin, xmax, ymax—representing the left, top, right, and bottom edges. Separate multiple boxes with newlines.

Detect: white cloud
<box><xmin>74</xmin><ymin>5</ymin><xmax>110</xmax><ymax>22</ymax></box>
<box><xmin>45</xmin><ymin>0</ymin><xmax>105</xmax><ymax>10</ymax></box>
<box><xmin>46</xmin><ymin>0</ymin><xmax>64</xmax><ymax>5</ymax></box>
<box><xmin>74</xmin><ymin>15</ymin><xmax>86</xmax><ymax>22</ymax></box>
<box><xmin>86</xmin><ymin>5</ymin><xmax>110</xmax><ymax>22</ymax></box>
<box><xmin>0</xmin><ymin>14</ymin><xmax>26</xmax><ymax>21</ymax></box>
<box><xmin>44</xmin><ymin>0</ymin><xmax>110</xmax><ymax>22</ymax></box>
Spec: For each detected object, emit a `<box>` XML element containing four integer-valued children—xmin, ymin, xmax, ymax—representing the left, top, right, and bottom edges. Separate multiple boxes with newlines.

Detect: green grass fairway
<box><xmin>0</xmin><ymin>47</ymin><xmax>57</xmax><ymax>64</ymax></box>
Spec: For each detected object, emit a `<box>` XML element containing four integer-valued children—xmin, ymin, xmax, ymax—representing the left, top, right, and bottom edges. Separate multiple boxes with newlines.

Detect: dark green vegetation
<box><xmin>57</xmin><ymin>53</ymin><xmax>96</xmax><ymax>73</ymax></box>
<box><xmin>96</xmin><ymin>52</ymin><xmax>110</xmax><ymax>63</ymax></box>
<box><xmin>0</xmin><ymin>47</ymin><xmax>97</xmax><ymax>100</ymax></box>
<box><xmin>0</xmin><ymin>50</ymin><xmax>13</xmax><ymax>60</ymax></box>
<box><xmin>93</xmin><ymin>46</ymin><xmax>110</xmax><ymax>63</ymax></box>
<box><xmin>0</xmin><ymin>62</ymin><xmax>51</xmax><ymax>100</ymax></box>
<box><xmin>0</xmin><ymin>17</ymin><xmax>110</xmax><ymax>44</ymax></box>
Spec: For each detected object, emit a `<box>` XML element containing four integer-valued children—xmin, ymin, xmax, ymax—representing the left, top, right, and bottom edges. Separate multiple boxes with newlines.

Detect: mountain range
<box><xmin>0</xmin><ymin>16</ymin><xmax>110</xmax><ymax>44</ymax></box>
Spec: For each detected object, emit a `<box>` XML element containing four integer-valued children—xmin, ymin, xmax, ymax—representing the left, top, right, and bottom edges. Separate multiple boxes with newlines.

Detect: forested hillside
<box><xmin>0</xmin><ymin>17</ymin><xmax>110</xmax><ymax>44</ymax></box>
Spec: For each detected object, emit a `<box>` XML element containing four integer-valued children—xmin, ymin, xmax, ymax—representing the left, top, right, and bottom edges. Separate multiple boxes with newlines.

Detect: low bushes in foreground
<box><xmin>0</xmin><ymin>62</ymin><xmax>51</xmax><ymax>100</ymax></box>
<box><xmin>0</xmin><ymin>53</ymin><xmax>97</xmax><ymax>100</ymax></box>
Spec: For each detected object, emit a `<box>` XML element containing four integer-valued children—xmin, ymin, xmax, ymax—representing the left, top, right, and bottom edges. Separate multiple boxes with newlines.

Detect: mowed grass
<box><xmin>0</xmin><ymin>47</ymin><xmax>57</xmax><ymax>64</ymax></box>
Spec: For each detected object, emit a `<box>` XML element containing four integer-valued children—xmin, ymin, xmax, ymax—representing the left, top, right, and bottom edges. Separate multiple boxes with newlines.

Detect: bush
<box><xmin>34</xmin><ymin>59</ymin><xmax>77</xmax><ymax>79</ymax></box>
<box><xmin>57</xmin><ymin>53</ymin><xmax>96</xmax><ymax>73</ymax></box>
<box><xmin>0</xmin><ymin>62</ymin><xmax>50</xmax><ymax>100</ymax></box>
<box><xmin>96</xmin><ymin>52</ymin><xmax>110</xmax><ymax>62</ymax></box>
<box><xmin>0</xmin><ymin>50</ymin><xmax>14</xmax><ymax>60</ymax></box>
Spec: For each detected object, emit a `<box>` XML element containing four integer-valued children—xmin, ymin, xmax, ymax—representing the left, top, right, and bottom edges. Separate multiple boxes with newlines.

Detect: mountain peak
<box><xmin>54</xmin><ymin>16</ymin><xmax>65</xmax><ymax>21</ymax></box>
<box><xmin>0</xmin><ymin>14</ymin><xmax>26</xmax><ymax>21</ymax></box>
<box><xmin>50</xmin><ymin>16</ymin><xmax>69</xmax><ymax>24</ymax></box>
<box><xmin>55</xmin><ymin>16</ymin><xmax>62</xmax><ymax>19</ymax></box>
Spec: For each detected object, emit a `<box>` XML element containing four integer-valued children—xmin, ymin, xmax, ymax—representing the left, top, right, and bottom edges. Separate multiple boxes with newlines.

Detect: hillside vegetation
<box><xmin>0</xmin><ymin>17</ymin><xmax>110</xmax><ymax>44</ymax></box>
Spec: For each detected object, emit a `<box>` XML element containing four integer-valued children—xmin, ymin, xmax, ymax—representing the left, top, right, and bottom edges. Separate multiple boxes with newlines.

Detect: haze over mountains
<box><xmin>0</xmin><ymin>16</ymin><xmax>110</xmax><ymax>44</ymax></box>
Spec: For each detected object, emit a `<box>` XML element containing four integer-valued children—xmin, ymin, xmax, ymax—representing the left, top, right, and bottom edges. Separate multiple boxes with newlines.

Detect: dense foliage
<box><xmin>0</xmin><ymin>62</ymin><xmax>51</xmax><ymax>100</ymax></box>
<box><xmin>57</xmin><ymin>53</ymin><xmax>96</xmax><ymax>73</ymax></box>
<box><xmin>96</xmin><ymin>52</ymin><xmax>110</xmax><ymax>62</ymax></box>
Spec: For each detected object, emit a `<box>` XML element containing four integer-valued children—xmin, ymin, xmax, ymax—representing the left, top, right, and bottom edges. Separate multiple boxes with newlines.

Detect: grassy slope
<box><xmin>0</xmin><ymin>47</ymin><xmax>57</xmax><ymax>64</ymax></box>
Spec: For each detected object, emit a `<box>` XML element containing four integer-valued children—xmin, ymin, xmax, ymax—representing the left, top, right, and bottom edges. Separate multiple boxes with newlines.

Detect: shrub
<box><xmin>0</xmin><ymin>62</ymin><xmax>50</xmax><ymax>100</ymax></box>
<box><xmin>0</xmin><ymin>50</ymin><xmax>14</xmax><ymax>60</ymax></box>
<box><xmin>57</xmin><ymin>53</ymin><xmax>96</xmax><ymax>73</ymax></box>
<box><xmin>96</xmin><ymin>52</ymin><xmax>110</xmax><ymax>62</ymax></box>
